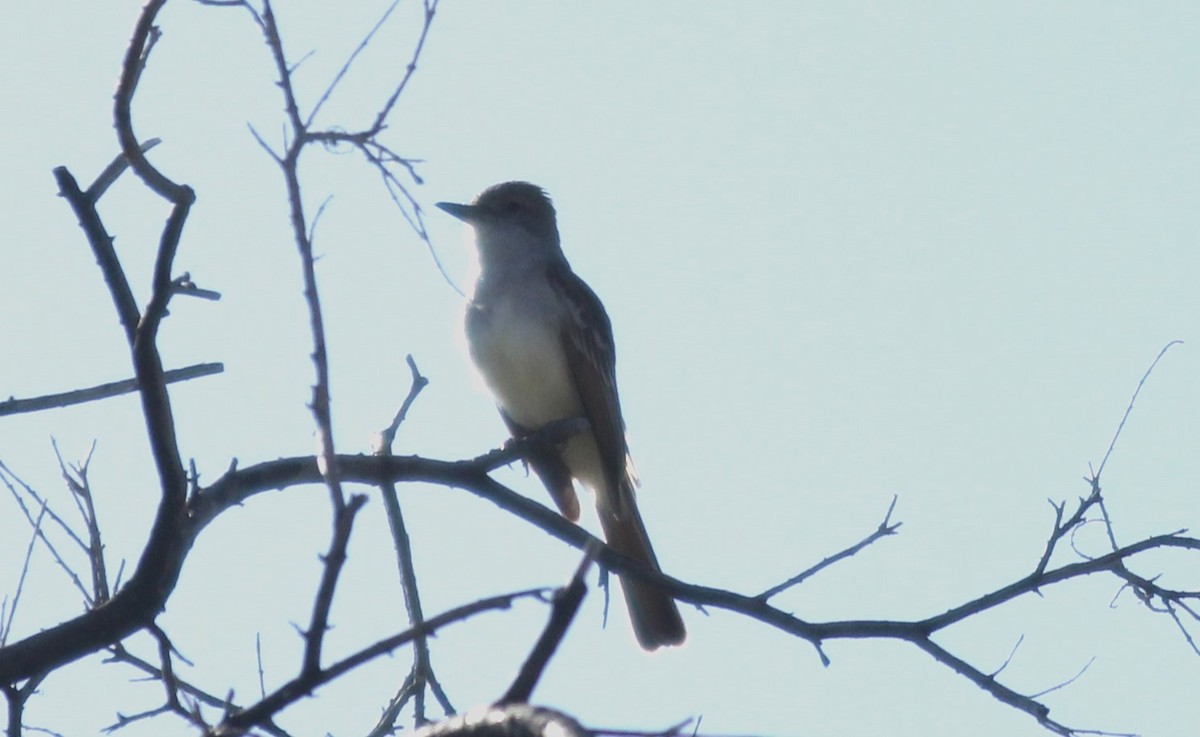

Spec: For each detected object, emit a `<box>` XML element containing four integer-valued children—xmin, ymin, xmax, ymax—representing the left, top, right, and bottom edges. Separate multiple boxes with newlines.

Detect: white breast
<box><xmin>466</xmin><ymin>287</ymin><xmax>582</xmax><ymax>429</ymax></box>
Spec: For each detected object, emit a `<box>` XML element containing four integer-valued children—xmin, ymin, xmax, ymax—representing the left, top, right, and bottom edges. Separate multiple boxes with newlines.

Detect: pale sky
<box><xmin>3</xmin><ymin>3</ymin><xmax>1199</xmax><ymax>736</ymax></box>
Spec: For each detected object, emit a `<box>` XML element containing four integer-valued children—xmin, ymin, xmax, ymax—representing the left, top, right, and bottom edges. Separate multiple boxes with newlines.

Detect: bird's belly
<box><xmin>468</xmin><ymin>303</ymin><xmax>581</xmax><ymax>429</ymax></box>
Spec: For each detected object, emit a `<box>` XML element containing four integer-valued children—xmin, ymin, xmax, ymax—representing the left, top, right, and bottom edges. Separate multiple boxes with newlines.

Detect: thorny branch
<box><xmin>0</xmin><ymin>363</ymin><xmax>224</xmax><ymax>418</ymax></box>
<box><xmin>0</xmin><ymin>0</ymin><xmax>201</xmax><ymax>691</ymax></box>
<box><xmin>227</xmin><ymin>0</ymin><xmax>456</xmax><ymax>290</ymax></box>
<box><xmin>209</xmin><ymin>589</ymin><xmax>548</xmax><ymax>737</ymax></box>
<box><xmin>52</xmin><ymin>441</ymin><xmax>110</xmax><ymax>605</ymax></box>
<box><xmin>756</xmin><ymin>494</ymin><xmax>901</xmax><ymax>601</ymax></box>
<box><xmin>370</xmin><ymin>356</ymin><xmax>455</xmax><ymax>731</ymax></box>
<box><xmin>231</xmin><ymin>0</ymin><xmax>444</xmax><ymax>690</ymax></box>
<box><xmin>499</xmin><ymin>546</ymin><xmax>599</xmax><ymax>706</ymax></box>
<box><xmin>3</xmin><ymin>0</ymin><xmax>1195</xmax><ymax>735</ymax></box>
<box><xmin>4</xmin><ymin>1</ymin><xmax>450</xmax><ymax>733</ymax></box>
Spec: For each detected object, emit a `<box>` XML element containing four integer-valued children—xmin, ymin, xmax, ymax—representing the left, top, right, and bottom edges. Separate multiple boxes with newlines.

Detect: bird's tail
<box><xmin>597</xmin><ymin>487</ymin><xmax>686</xmax><ymax>651</ymax></box>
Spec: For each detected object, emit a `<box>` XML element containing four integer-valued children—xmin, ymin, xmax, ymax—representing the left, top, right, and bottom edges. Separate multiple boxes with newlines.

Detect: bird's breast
<box><xmin>466</xmin><ymin>294</ymin><xmax>582</xmax><ymax>428</ymax></box>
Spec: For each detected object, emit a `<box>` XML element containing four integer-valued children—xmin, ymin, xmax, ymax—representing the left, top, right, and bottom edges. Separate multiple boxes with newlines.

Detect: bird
<box><xmin>437</xmin><ymin>181</ymin><xmax>686</xmax><ymax>650</ymax></box>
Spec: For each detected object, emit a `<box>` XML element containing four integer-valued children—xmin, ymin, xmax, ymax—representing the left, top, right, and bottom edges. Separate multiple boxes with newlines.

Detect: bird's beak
<box><xmin>435</xmin><ymin>201</ymin><xmax>477</xmax><ymax>223</ymax></box>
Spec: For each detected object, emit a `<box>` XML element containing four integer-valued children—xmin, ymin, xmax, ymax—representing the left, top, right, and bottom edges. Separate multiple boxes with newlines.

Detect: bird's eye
<box><xmin>504</xmin><ymin>200</ymin><xmax>522</xmax><ymax>213</ymax></box>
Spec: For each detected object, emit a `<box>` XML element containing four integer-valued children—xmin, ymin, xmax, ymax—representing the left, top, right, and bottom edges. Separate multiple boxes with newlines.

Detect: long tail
<box><xmin>597</xmin><ymin>486</ymin><xmax>686</xmax><ymax>650</ymax></box>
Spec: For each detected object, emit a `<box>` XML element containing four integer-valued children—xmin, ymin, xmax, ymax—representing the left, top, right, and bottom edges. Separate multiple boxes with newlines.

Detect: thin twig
<box><xmin>256</xmin><ymin>634</ymin><xmax>266</xmax><ymax>699</ymax></box>
<box><xmin>53</xmin><ymin>442</ymin><xmax>112</xmax><ymax>605</ymax></box>
<box><xmin>0</xmin><ymin>461</ymin><xmax>92</xmax><ymax>603</ymax></box>
<box><xmin>1</xmin><ymin>503</ymin><xmax>48</xmax><ymax>645</ymax></box>
<box><xmin>1094</xmin><ymin>340</ymin><xmax>1182</xmax><ymax>478</ymax></box>
<box><xmin>87</xmin><ymin>138</ymin><xmax>162</xmax><ymax>200</ymax></box>
<box><xmin>1028</xmin><ymin>657</ymin><xmax>1097</xmax><ymax>699</ymax></box>
<box><xmin>372</xmin><ymin>355</ymin><xmax>452</xmax><ymax>727</ymax></box>
<box><xmin>306</xmin><ymin>0</ymin><xmax>404</xmax><ymax>126</ymax></box>
<box><xmin>0</xmin><ymin>363</ymin><xmax>224</xmax><ymax>417</ymax></box>
<box><xmin>757</xmin><ymin>495</ymin><xmax>900</xmax><ymax>600</ymax></box>
<box><xmin>105</xmin><ymin>643</ymin><xmax>290</xmax><ymax>737</ymax></box>
<box><xmin>211</xmin><ymin>589</ymin><xmax>547</xmax><ymax>735</ymax></box>
<box><xmin>988</xmin><ymin>634</ymin><xmax>1026</xmax><ymax>678</ymax></box>
<box><xmin>377</xmin><ymin>355</ymin><xmax>430</xmax><ymax>449</ymax></box>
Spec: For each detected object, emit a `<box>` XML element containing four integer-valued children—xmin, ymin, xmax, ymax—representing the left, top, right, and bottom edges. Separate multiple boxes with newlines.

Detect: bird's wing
<box><xmin>547</xmin><ymin>262</ymin><xmax>631</xmax><ymax>505</ymax></box>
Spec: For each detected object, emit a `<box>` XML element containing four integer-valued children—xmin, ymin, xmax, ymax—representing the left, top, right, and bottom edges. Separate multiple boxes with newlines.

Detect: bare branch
<box><xmin>106</xmin><ymin>642</ymin><xmax>290</xmax><ymax>737</ymax></box>
<box><xmin>180</xmin><ymin>444</ymin><xmax>1200</xmax><ymax>736</ymax></box>
<box><xmin>253</xmin><ymin>0</ymin><xmax>349</xmax><ymax>514</ymax></box>
<box><xmin>412</xmin><ymin>705</ymin><xmax>591</xmax><ymax>737</ymax></box>
<box><xmin>372</xmin><ymin>356</ymin><xmax>451</xmax><ymax>727</ymax></box>
<box><xmin>301</xmin><ymin>494</ymin><xmax>368</xmax><ymax>676</ymax></box>
<box><xmin>757</xmin><ymin>495</ymin><xmax>900</xmax><ymax>600</ymax></box>
<box><xmin>1</xmin><ymin>503</ymin><xmax>48</xmax><ymax>646</ymax></box>
<box><xmin>499</xmin><ymin>545</ymin><xmax>598</xmax><ymax>706</ymax></box>
<box><xmin>0</xmin><ymin>363</ymin><xmax>223</xmax><ymax>418</ymax></box>
<box><xmin>369</xmin><ymin>0</ymin><xmax>440</xmax><ymax>134</ymax></box>
<box><xmin>376</xmin><ymin>354</ymin><xmax>431</xmax><ymax>451</ymax></box>
<box><xmin>1028</xmin><ymin>657</ymin><xmax>1097</xmax><ymax>699</ymax></box>
<box><xmin>51</xmin><ymin>167</ymin><xmax>139</xmax><ymax>344</ymax></box>
<box><xmin>0</xmin><ymin>460</ymin><xmax>92</xmax><ymax>604</ymax></box>
<box><xmin>103</xmin><ymin>705</ymin><xmax>174</xmax><ymax>733</ymax></box>
<box><xmin>1094</xmin><ymin>340</ymin><xmax>1182</xmax><ymax>478</ymax></box>
<box><xmin>987</xmin><ymin>634</ymin><xmax>1025</xmax><ymax>679</ymax></box>
<box><xmin>210</xmin><ymin>589</ymin><xmax>548</xmax><ymax>735</ymax></box>
<box><xmin>87</xmin><ymin>138</ymin><xmax>162</xmax><ymax>200</ymax></box>
<box><xmin>306</xmin><ymin>0</ymin><xmax>404</xmax><ymax>126</ymax></box>
<box><xmin>0</xmin><ymin>0</ymin><xmax>200</xmax><ymax>686</ymax></box>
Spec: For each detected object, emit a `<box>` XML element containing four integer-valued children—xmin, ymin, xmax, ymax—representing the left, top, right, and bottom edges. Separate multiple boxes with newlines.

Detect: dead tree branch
<box><xmin>209</xmin><ymin>589</ymin><xmax>548</xmax><ymax>736</ymax></box>
<box><xmin>371</xmin><ymin>356</ymin><xmax>454</xmax><ymax>728</ymax></box>
<box><xmin>499</xmin><ymin>546</ymin><xmax>598</xmax><ymax>706</ymax></box>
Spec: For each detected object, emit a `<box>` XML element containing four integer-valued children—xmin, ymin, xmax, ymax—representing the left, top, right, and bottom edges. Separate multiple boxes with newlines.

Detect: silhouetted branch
<box><xmin>371</xmin><ymin>356</ymin><xmax>452</xmax><ymax>728</ymax></box>
<box><xmin>250</xmin><ymin>0</ymin><xmax>350</xmax><ymax>515</ymax></box>
<box><xmin>0</xmin><ymin>363</ymin><xmax>224</xmax><ymax>418</ymax></box>
<box><xmin>757</xmin><ymin>495</ymin><xmax>901</xmax><ymax>600</ymax></box>
<box><xmin>0</xmin><ymin>0</ymin><xmax>198</xmax><ymax>688</ymax></box>
<box><xmin>210</xmin><ymin>589</ymin><xmax>548</xmax><ymax>736</ymax></box>
<box><xmin>0</xmin><ymin>460</ymin><xmax>92</xmax><ymax>604</ymax></box>
<box><xmin>412</xmin><ymin>705</ymin><xmax>591</xmax><ymax>737</ymax></box>
<box><xmin>88</xmin><ymin>138</ymin><xmax>162</xmax><ymax>200</ymax></box>
<box><xmin>499</xmin><ymin>546</ymin><xmax>598</xmax><ymax>706</ymax></box>
<box><xmin>105</xmin><ymin>641</ymin><xmax>292</xmax><ymax>737</ymax></box>
<box><xmin>7</xmin><ymin>1</ymin><xmax>1192</xmax><ymax>735</ymax></box>
<box><xmin>1094</xmin><ymin>340</ymin><xmax>1182</xmax><ymax>479</ymax></box>
<box><xmin>53</xmin><ymin>441</ymin><xmax>110</xmax><ymax>604</ymax></box>
<box><xmin>0</xmin><ymin>504</ymin><xmax>46</xmax><ymax>646</ymax></box>
<box><xmin>302</xmin><ymin>494</ymin><xmax>368</xmax><ymax>675</ymax></box>
<box><xmin>51</xmin><ymin>167</ymin><xmax>138</xmax><ymax>344</ymax></box>
<box><xmin>184</xmin><ymin>442</ymin><xmax>1200</xmax><ymax>737</ymax></box>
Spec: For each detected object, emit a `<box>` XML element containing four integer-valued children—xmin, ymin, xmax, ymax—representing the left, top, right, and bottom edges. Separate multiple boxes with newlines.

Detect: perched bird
<box><xmin>437</xmin><ymin>182</ymin><xmax>686</xmax><ymax>650</ymax></box>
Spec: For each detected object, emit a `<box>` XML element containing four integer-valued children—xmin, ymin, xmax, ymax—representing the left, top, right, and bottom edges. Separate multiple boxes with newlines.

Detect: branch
<box><xmin>0</xmin><ymin>363</ymin><xmax>224</xmax><ymax>418</ymax></box>
<box><xmin>105</xmin><ymin>642</ymin><xmax>291</xmax><ymax>737</ymax></box>
<box><xmin>1094</xmin><ymin>340</ymin><xmax>1182</xmax><ymax>478</ymax></box>
<box><xmin>756</xmin><ymin>495</ymin><xmax>900</xmax><ymax>600</ymax></box>
<box><xmin>210</xmin><ymin>589</ymin><xmax>547</xmax><ymax>736</ymax></box>
<box><xmin>411</xmin><ymin>705</ymin><xmax>591</xmax><ymax>737</ymax></box>
<box><xmin>52</xmin><ymin>442</ymin><xmax>111</xmax><ymax>605</ymax></box>
<box><xmin>371</xmin><ymin>356</ymin><xmax>453</xmax><ymax>727</ymax></box>
<box><xmin>51</xmin><ymin>167</ymin><xmax>139</xmax><ymax>345</ymax></box>
<box><xmin>0</xmin><ymin>460</ymin><xmax>92</xmax><ymax>606</ymax></box>
<box><xmin>88</xmin><ymin>137</ymin><xmax>162</xmax><ymax>200</ymax></box>
<box><xmin>185</xmin><ymin>446</ymin><xmax>1200</xmax><ymax>736</ymax></box>
<box><xmin>301</xmin><ymin>494</ymin><xmax>368</xmax><ymax>675</ymax></box>
<box><xmin>0</xmin><ymin>0</ymin><xmax>200</xmax><ymax>688</ymax></box>
<box><xmin>255</xmin><ymin>0</ymin><xmax>347</xmax><ymax>514</ymax></box>
<box><xmin>498</xmin><ymin>545</ymin><xmax>598</xmax><ymax>706</ymax></box>
<box><xmin>0</xmin><ymin>504</ymin><xmax>48</xmax><ymax>646</ymax></box>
